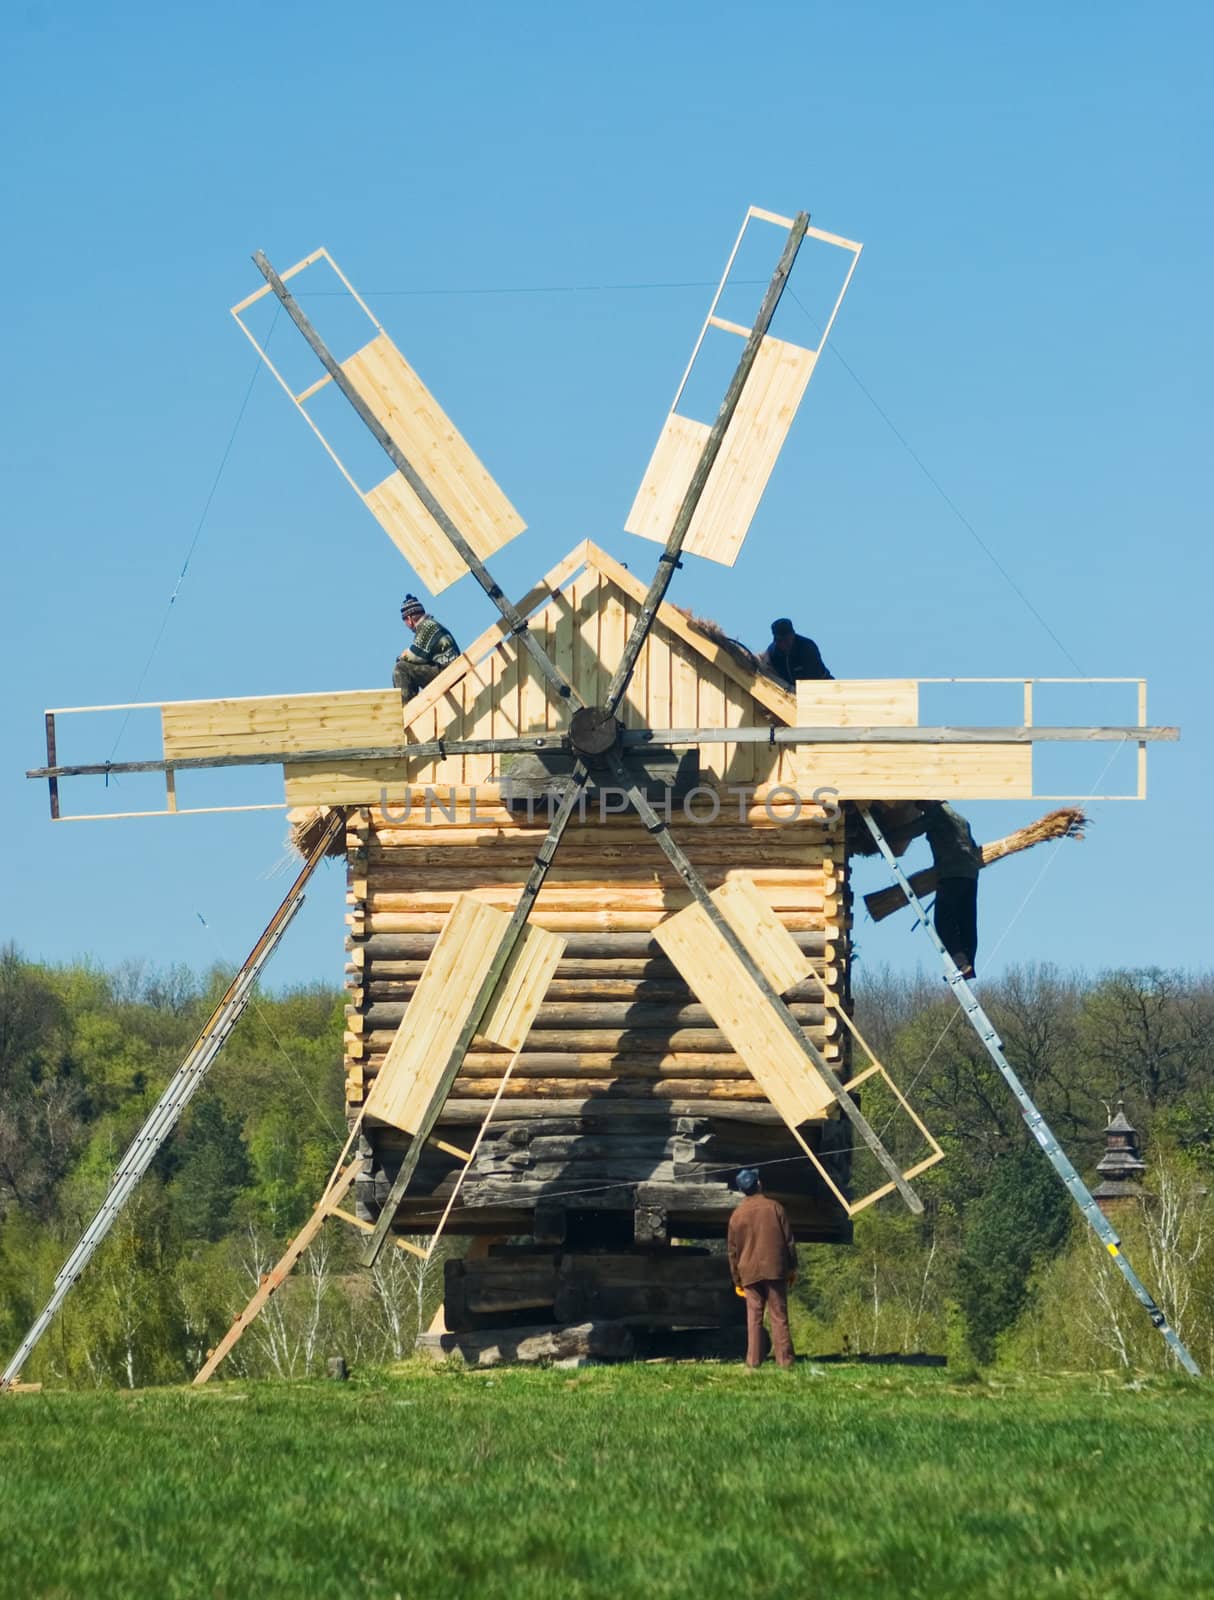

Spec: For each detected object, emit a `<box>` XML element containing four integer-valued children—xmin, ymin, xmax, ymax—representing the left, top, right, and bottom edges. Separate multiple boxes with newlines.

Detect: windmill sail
<box><xmin>232</xmin><ymin>248</ymin><xmax>525</xmax><ymax>592</ymax></box>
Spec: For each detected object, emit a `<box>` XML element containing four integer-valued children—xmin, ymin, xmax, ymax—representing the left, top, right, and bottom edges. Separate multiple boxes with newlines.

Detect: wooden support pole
<box><xmin>44</xmin><ymin>714</ymin><xmax>59</xmax><ymax>820</ymax></box>
<box><xmin>192</xmin><ymin>1163</ymin><xmax>358</xmax><ymax>1385</ymax></box>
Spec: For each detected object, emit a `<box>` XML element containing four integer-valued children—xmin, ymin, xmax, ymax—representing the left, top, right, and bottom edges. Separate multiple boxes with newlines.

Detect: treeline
<box><xmin>799</xmin><ymin>962</ymin><xmax>1214</xmax><ymax>1370</ymax></box>
<box><xmin>1</xmin><ymin>945</ymin><xmax>1212</xmax><ymax>1384</ymax></box>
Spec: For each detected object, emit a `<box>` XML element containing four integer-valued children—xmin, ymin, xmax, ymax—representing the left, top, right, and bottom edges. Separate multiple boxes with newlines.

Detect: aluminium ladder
<box><xmin>0</xmin><ymin>810</ymin><xmax>346</xmax><ymax>1390</ymax></box>
<box><xmin>858</xmin><ymin>805</ymin><xmax>1200</xmax><ymax>1377</ymax></box>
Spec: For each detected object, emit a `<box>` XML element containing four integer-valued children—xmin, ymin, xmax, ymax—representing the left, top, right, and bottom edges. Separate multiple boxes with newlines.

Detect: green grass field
<box><xmin>1</xmin><ymin>1364</ymin><xmax>1211</xmax><ymax>1600</ymax></box>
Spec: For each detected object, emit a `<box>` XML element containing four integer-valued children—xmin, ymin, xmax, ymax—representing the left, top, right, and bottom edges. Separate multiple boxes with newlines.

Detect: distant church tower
<box><xmin>1092</xmin><ymin>1102</ymin><xmax>1147</xmax><ymax>1214</ymax></box>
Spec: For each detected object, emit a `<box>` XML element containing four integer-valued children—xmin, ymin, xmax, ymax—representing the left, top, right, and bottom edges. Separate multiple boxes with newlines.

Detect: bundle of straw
<box><xmin>288</xmin><ymin>806</ymin><xmax>348</xmax><ymax>860</ymax></box>
<box><xmin>863</xmin><ymin>807</ymin><xmax>1088</xmax><ymax>923</ymax></box>
<box><xmin>671</xmin><ymin>606</ymin><xmax>766</xmax><ymax>676</ymax></box>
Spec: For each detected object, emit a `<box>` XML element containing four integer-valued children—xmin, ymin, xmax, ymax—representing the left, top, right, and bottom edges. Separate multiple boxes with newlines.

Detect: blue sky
<box><xmin>2</xmin><ymin>1</ymin><xmax>1210</xmax><ymax>990</ymax></box>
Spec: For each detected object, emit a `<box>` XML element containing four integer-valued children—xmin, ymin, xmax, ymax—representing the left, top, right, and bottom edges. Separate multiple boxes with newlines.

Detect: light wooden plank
<box><xmin>670</xmin><ymin>640</ymin><xmax>699</xmax><ymax>750</ymax></box>
<box><xmin>623</xmin><ymin>337</ymin><xmax>816</xmax><ymax>568</ymax></box>
<box><xmin>162</xmin><ymin>690</ymin><xmax>403</xmax><ymax>762</ymax></box>
<box><xmin>624</xmin><ymin>413</ymin><xmax>711</xmax><ymax>546</ymax></box>
<box><xmin>784</xmin><ymin>743</ymin><xmax>1033</xmax><ymax>799</ymax></box>
<box><xmin>573</xmin><ymin>569</ymin><xmax>603</xmax><ymax>708</ymax></box>
<box><xmin>796</xmin><ymin>679</ymin><xmax>919</xmax><ymax>728</ymax></box>
<box><xmin>697</xmin><ymin>663</ymin><xmax>726</xmax><ymax>782</ymax></box>
<box><xmin>363</xmin><ymin>896</ymin><xmax>564</xmax><ymax>1133</ymax></box>
<box><xmin>690</xmin><ymin>336</ymin><xmax>816</xmax><ymax>565</ymax></box>
<box><xmin>599</xmin><ymin>585</ymin><xmax>627</xmax><ymax>719</ymax></box>
<box><xmin>364</xmin><ymin>472</ymin><xmax>467</xmax><ymax>593</ymax></box>
<box><xmin>342</xmin><ymin>332</ymin><xmax>525</xmax><ymax>592</ymax></box>
<box><xmin>654</xmin><ymin>901</ymin><xmax>834</xmax><ymax>1123</ymax></box>
<box><xmin>614</xmin><ymin>595</ymin><xmax>643</xmax><ymax>729</ymax></box>
<box><xmin>475</xmin><ymin>922</ymin><xmax>565</xmax><ymax>1050</ymax></box>
<box><xmin>712</xmin><ymin>878</ymin><xmax>813</xmax><ymax>995</ymax></box>
<box><xmin>721</xmin><ymin>674</ymin><xmax>755</xmax><ymax>784</ymax></box>
<box><xmin>647</xmin><ymin>621</ymin><xmax>672</xmax><ymax>737</ymax></box>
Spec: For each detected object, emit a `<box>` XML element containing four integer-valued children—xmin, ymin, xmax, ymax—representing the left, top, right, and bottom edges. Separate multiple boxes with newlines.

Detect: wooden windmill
<box><xmin>7</xmin><ymin>206</ymin><xmax>1190</xmax><ymax>1382</ymax></box>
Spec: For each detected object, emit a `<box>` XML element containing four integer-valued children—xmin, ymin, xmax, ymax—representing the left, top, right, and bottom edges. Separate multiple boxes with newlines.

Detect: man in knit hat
<box><xmin>394</xmin><ymin>595</ymin><xmax>460</xmax><ymax>699</ymax></box>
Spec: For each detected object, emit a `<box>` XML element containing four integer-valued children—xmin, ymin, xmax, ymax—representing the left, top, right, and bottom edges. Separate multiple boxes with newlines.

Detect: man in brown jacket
<box><xmin>726</xmin><ymin>1168</ymin><xmax>798</xmax><ymax>1369</ymax></box>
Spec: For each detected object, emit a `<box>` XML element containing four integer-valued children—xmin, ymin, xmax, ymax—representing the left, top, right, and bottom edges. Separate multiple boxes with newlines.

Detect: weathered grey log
<box><xmin>434</xmin><ymin>1099</ymin><xmax>797</xmax><ymax>1124</ymax></box>
<box><xmin>416</xmin><ymin>1321</ymin><xmax>636</xmax><ymax>1367</ymax></box>
<box><xmin>635</xmin><ymin>1204</ymin><xmax>667</xmax><ymax>1245</ymax></box>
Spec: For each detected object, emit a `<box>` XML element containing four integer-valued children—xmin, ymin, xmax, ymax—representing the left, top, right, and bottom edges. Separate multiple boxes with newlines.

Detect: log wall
<box><xmin>344</xmin><ymin>791</ymin><xmax>854</xmax><ymax>1241</ymax></box>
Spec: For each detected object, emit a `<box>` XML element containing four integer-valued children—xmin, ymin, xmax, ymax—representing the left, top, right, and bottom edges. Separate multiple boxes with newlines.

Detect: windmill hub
<box><xmin>568</xmin><ymin>705</ymin><xmax>622</xmax><ymax>758</ymax></box>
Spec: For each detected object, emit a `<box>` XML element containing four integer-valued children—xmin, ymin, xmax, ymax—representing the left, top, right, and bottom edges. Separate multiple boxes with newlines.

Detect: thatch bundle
<box><xmin>288</xmin><ymin>806</ymin><xmax>348</xmax><ymax>860</ymax></box>
<box><xmin>671</xmin><ymin>606</ymin><xmax>773</xmax><ymax>682</ymax></box>
<box><xmin>863</xmin><ymin>807</ymin><xmax>1088</xmax><ymax>922</ymax></box>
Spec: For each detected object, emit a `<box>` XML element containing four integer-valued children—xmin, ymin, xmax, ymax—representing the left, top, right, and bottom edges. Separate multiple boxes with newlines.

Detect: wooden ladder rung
<box><xmin>329</xmin><ymin>1207</ymin><xmax>429</xmax><ymax>1259</ymax></box>
<box><xmin>842</xmin><ymin>1063</ymin><xmax>884</xmax><ymax>1092</ymax></box>
<box><xmin>707</xmin><ymin>314</ymin><xmax>751</xmax><ymax>338</ymax></box>
<box><xmin>295</xmin><ymin>372</ymin><xmax>334</xmax><ymax>404</ymax></box>
<box><xmin>430</xmin><ymin>1137</ymin><xmax>472</xmax><ymax>1161</ymax></box>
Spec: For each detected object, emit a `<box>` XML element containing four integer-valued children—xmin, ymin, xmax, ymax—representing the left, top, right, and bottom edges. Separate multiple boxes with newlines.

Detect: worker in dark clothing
<box><xmin>726</xmin><ymin>1168</ymin><xmax>798</xmax><ymax>1369</ymax></box>
<box><xmin>918</xmin><ymin>801</ymin><xmax>982</xmax><ymax>979</ymax></box>
<box><xmin>758</xmin><ymin>618</ymin><xmax>832</xmax><ymax>690</ymax></box>
<box><xmin>394</xmin><ymin>594</ymin><xmax>460</xmax><ymax>699</ymax></box>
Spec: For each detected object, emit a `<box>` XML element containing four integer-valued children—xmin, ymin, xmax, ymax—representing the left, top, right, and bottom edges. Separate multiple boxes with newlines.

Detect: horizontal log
<box><xmin>350</xmin><ymin>958</ymin><xmax>839</xmax><ymax>987</ymax></box>
<box><xmin>352</xmin><ymin>1000</ymin><xmax>830</xmax><ymax>1033</ymax></box>
<box><xmin>349</xmin><ymin>911</ymin><xmax>841</xmax><ymax>936</ymax></box>
<box><xmin>352</xmin><ymin>930</ymin><xmax>832</xmax><ymax>961</ymax></box>
<box><xmin>367</xmin><ymin>1053</ymin><xmax>760</xmax><ymax>1080</ymax></box>
<box><xmin>359</xmin><ymin>1025</ymin><xmax>833</xmax><ymax>1056</ymax></box>
<box><xmin>354</xmin><ymin>976</ymin><xmax>835</xmax><ymax>1006</ymax></box>
<box><xmin>445</xmin><ymin>1076</ymin><xmax>822</xmax><ymax>1101</ymax></box>
<box><xmin>357</xmin><ymin>887</ymin><xmax>831</xmax><ymax>913</ymax></box>
<box><xmin>361</xmin><ymin>842</ymin><xmax>835</xmax><ymax>870</ymax></box>
<box><xmin>416</xmin><ymin>1322</ymin><xmax>637</xmax><ymax>1365</ymax></box>
<box><xmin>361</xmin><ymin>803</ymin><xmax>840</xmax><ymax>840</ymax></box>
<box><xmin>434</xmin><ymin>1098</ymin><xmax>793</xmax><ymax>1123</ymax></box>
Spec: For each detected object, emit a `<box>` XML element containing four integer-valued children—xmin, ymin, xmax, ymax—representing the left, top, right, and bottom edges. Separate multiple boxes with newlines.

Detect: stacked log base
<box><xmin>444</xmin><ymin>1247</ymin><xmax>747</xmax><ymax>1335</ymax></box>
<box><xmin>358</xmin><ymin>1111</ymin><xmax>853</xmax><ymax>1240</ymax></box>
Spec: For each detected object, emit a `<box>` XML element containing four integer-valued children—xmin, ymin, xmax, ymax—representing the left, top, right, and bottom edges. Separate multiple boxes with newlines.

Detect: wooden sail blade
<box><xmin>654</xmin><ymin>880</ymin><xmax>835</xmax><ymax>1126</ymax></box>
<box><xmin>623</xmin><ymin>209</ymin><xmax>861</xmax><ymax>569</ymax></box>
<box><xmin>363</xmin><ymin>894</ymin><xmax>565</xmax><ymax>1135</ymax></box>
<box><xmin>231</xmin><ymin>248</ymin><xmax>525</xmax><ymax>593</ymax></box>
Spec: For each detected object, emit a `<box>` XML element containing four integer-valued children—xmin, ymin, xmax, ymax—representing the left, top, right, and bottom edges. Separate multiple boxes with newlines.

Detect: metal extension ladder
<box><xmin>858</xmin><ymin>805</ymin><xmax>1201</xmax><ymax>1377</ymax></box>
<box><xmin>1</xmin><ymin>810</ymin><xmax>346</xmax><ymax>1390</ymax></box>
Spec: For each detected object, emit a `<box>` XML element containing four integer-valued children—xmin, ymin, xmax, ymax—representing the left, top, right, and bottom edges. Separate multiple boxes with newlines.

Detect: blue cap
<box><xmin>736</xmin><ymin>1167</ymin><xmax>760</xmax><ymax>1195</ymax></box>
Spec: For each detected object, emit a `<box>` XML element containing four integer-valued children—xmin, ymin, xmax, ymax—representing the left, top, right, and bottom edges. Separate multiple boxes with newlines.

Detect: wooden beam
<box><xmin>25</xmin><ymin>724</ymin><xmax>1179</xmax><ymax>784</ymax></box>
<box><xmin>192</xmin><ymin>1162</ymin><xmax>358</xmax><ymax>1385</ymax></box>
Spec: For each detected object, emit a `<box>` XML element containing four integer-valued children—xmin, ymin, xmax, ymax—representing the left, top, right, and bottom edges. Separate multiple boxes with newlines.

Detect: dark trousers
<box><xmin>934</xmin><ymin>876</ymin><xmax>978</xmax><ymax>968</ymax></box>
<box><xmin>743</xmin><ymin>1280</ymin><xmax>795</xmax><ymax>1368</ymax></box>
